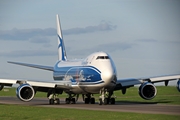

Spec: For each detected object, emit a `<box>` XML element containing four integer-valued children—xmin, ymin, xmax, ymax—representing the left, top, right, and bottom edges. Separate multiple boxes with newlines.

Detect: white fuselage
<box><xmin>53</xmin><ymin>52</ymin><xmax>117</xmax><ymax>94</ymax></box>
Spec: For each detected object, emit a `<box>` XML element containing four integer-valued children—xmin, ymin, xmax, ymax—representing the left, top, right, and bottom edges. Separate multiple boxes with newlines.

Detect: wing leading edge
<box><xmin>115</xmin><ymin>74</ymin><xmax>180</xmax><ymax>89</ymax></box>
<box><xmin>7</xmin><ymin>61</ymin><xmax>54</xmax><ymax>71</ymax></box>
<box><xmin>0</xmin><ymin>78</ymin><xmax>72</xmax><ymax>90</ymax></box>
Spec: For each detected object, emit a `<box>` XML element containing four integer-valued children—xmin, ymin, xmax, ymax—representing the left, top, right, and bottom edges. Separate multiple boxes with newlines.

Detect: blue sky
<box><xmin>0</xmin><ymin>0</ymin><xmax>180</xmax><ymax>85</ymax></box>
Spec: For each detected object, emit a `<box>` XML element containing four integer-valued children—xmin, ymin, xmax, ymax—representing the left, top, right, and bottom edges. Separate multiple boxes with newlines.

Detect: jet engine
<box><xmin>139</xmin><ymin>82</ymin><xmax>157</xmax><ymax>100</ymax></box>
<box><xmin>0</xmin><ymin>84</ymin><xmax>4</xmax><ymax>91</ymax></box>
<box><xmin>177</xmin><ymin>80</ymin><xmax>180</xmax><ymax>92</ymax></box>
<box><xmin>16</xmin><ymin>84</ymin><xmax>35</xmax><ymax>102</ymax></box>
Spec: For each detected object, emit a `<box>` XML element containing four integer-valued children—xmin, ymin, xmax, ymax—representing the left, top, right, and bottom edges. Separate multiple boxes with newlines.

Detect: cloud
<box><xmin>0</xmin><ymin>22</ymin><xmax>117</xmax><ymax>41</ymax></box>
<box><xmin>29</xmin><ymin>36</ymin><xmax>51</xmax><ymax>44</ymax></box>
<box><xmin>135</xmin><ymin>39</ymin><xmax>180</xmax><ymax>45</ymax></box>
<box><xmin>63</xmin><ymin>22</ymin><xmax>117</xmax><ymax>35</ymax></box>
<box><xmin>29</xmin><ymin>36</ymin><xmax>53</xmax><ymax>48</ymax></box>
<box><xmin>0</xmin><ymin>28</ymin><xmax>55</xmax><ymax>41</ymax></box>
<box><xmin>68</xmin><ymin>42</ymin><xmax>135</xmax><ymax>56</ymax></box>
<box><xmin>97</xmin><ymin>42</ymin><xmax>134</xmax><ymax>52</ymax></box>
<box><xmin>0</xmin><ymin>50</ymin><xmax>57</xmax><ymax>57</ymax></box>
<box><xmin>167</xmin><ymin>41</ymin><xmax>180</xmax><ymax>45</ymax></box>
<box><xmin>135</xmin><ymin>39</ymin><xmax>158</xmax><ymax>43</ymax></box>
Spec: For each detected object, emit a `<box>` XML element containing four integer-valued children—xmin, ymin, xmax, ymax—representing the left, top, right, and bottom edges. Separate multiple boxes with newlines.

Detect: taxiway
<box><xmin>0</xmin><ymin>96</ymin><xmax>180</xmax><ymax>115</ymax></box>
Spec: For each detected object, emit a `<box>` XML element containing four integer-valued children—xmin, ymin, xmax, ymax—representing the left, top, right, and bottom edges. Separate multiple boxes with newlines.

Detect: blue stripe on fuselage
<box><xmin>71</xmin><ymin>80</ymin><xmax>104</xmax><ymax>85</ymax></box>
<box><xmin>53</xmin><ymin>65</ymin><xmax>102</xmax><ymax>83</ymax></box>
<box><xmin>54</xmin><ymin>61</ymin><xmax>101</xmax><ymax>73</ymax></box>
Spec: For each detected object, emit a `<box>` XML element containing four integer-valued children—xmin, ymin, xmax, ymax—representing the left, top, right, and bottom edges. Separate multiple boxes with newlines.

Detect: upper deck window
<box><xmin>96</xmin><ymin>56</ymin><xmax>109</xmax><ymax>60</ymax></box>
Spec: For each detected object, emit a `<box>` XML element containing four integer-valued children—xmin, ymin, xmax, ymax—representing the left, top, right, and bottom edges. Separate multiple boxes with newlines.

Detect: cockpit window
<box><xmin>104</xmin><ymin>56</ymin><xmax>109</xmax><ymax>59</ymax></box>
<box><xmin>96</xmin><ymin>56</ymin><xmax>109</xmax><ymax>60</ymax></box>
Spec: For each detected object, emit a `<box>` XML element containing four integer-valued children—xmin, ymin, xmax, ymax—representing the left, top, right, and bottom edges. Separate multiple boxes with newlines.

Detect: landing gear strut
<box><xmin>99</xmin><ymin>89</ymin><xmax>115</xmax><ymax>105</ymax></box>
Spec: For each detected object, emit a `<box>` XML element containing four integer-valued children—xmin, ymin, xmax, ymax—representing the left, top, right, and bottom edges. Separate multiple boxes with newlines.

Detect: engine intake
<box><xmin>139</xmin><ymin>82</ymin><xmax>157</xmax><ymax>100</ymax></box>
<box><xmin>16</xmin><ymin>84</ymin><xmax>35</xmax><ymax>102</ymax></box>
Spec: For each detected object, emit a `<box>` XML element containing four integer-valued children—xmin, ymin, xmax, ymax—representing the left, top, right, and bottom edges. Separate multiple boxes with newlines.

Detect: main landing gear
<box><xmin>48</xmin><ymin>93</ymin><xmax>78</xmax><ymax>105</ymax></box>
<box><xmin>48</xmin><ymin>94</ymin><xmax>60</xmax><ymax>105</ymax></box>
<box><xmin>99</xmin><ymin>89</ymin><xmax>115</xmax><ymax>105</ymax></box>
<box><xmin>83</xmin><ymin>94</ymin><xmax>95</xmax><ymax>104</ymax></box>
<box><xmin>47</xmin><ymin>89</ymin><xmax>116</xmax><ymax>105</ymax></box>
<box><xmin>65</xmin><ymin>94</ymin><xmax>78</xmax><ymax>104</ymax></box>
<box><xmin>47</xmin><ymin>89</ymin><xmax>61</xmax><ymax>105</ymax></box>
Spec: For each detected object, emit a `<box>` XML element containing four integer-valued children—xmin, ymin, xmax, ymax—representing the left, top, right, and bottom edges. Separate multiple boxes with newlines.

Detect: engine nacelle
<box><xmin>139</xmin><ymin>82</ymin><xmax>157</xmax><ymax>100</ymax></box>
<box><xmin>177</xmin><ymin>80</ymin><xmax>180</xmax><ymax>92</ymax></box>
<box><xmin>16</xmin><ymin>84</ymin><xmax>35</xmax><ymax>102</ymax></box>
<box><xmin>0</xmin><ymin>84</ymin><xmax>4</xmax><ymax>91</ymax></box>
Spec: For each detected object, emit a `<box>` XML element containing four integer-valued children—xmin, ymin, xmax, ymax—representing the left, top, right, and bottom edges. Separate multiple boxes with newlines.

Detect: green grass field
<box><xmin>0</xmin><ymin>86</ymin><xmax>180</xmax><ymax>120</ymax></box>
<box><xmin>0</xmin><ymin>104</ymin><xmax>179</xmax><ymax>120</ymax></box>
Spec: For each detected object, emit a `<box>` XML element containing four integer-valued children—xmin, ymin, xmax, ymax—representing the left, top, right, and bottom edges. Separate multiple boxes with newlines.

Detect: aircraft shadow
<box><xmin>115</xmin><ymin>99</ymin><xmax>172</xmax><ymax>105</ymax></box>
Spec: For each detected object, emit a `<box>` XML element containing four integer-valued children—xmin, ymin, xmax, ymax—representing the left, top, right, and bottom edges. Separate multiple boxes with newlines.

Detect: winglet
<box><xmin>56</xmin><ymin>14</ymin><xmax>67</xmax><ymax>61</ymax></box>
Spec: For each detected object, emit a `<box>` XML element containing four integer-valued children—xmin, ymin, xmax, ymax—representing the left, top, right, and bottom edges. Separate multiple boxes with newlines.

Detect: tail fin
<box><xmin>56</xmin><ymin>14</ymin><xmax>67</xmax><ymax>61</ymax></box>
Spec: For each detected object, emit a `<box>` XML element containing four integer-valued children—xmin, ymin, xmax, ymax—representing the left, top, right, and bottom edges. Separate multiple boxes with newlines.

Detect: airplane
<box><xmin>0</xmin><ymin>14</ymin><xmax>180</xmax><ymax>105</ymax></box>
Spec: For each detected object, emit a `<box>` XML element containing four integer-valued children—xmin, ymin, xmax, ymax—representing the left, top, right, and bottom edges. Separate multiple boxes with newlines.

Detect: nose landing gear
<box><xmin>99</xmin><ymin>89</ymin><xmax>115</xmax><ymax>105</ymax></box>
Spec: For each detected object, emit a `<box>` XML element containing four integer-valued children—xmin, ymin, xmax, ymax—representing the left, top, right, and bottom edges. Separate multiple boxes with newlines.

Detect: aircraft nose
<box><xmin>101</xmin><ymin>69</ymin><xmax>114</xmax><ymax>83</ymax></box>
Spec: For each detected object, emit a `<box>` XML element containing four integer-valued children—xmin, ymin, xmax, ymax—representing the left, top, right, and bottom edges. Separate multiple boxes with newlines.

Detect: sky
<box><xmin>0</xmin><ymin>0</ymin><xmax>180</xmax><ymax>86</ymax></box>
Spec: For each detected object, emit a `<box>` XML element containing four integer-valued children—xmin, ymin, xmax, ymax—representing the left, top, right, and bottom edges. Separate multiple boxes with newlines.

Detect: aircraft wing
<box><xmin>0</xmin><ymin>78</ymin><xmax>72</xmax><ymax>90</ymax></box>
<box><xmin>115</xmin><ymin>74</ymin><xmax>180</xmax><ymax>90</ymax></box>
<box><xmin>0</xmin><ymin>78</ymin><xmax>72</xmax><ymax>102</ymax></box>
<box><xmin>7</xmin><ymin>61</ymin><xmax>54</xmax><ymax>71</ymax></box>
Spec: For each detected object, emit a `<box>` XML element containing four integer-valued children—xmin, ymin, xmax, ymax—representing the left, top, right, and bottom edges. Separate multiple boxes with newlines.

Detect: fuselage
<box><xmin>53</xmin><ymin>52</ymin><xmax>117</xmax><ymax>94</ymax></box>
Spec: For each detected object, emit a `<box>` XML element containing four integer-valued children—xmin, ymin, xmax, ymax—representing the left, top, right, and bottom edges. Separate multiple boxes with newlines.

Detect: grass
<box><xmin>0</xmin><ymin>86</ymin><xmax>180</xmax><ymax>120</ymax></box>
<box><xmin>115</xmin><ymin>86</ymin><xmax>180</xmax><ymax>105</ymax></box>
<box><xmin>0</xmin><ymin>104</ymin><xmax>179</xmax><ymax>120</ymax></box>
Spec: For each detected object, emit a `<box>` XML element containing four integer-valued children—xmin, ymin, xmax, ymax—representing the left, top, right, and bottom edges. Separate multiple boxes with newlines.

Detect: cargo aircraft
<box><xmin>0</xmin><ymin>15</ymin><xmax>180</xmax><ymax>105</ymax></box>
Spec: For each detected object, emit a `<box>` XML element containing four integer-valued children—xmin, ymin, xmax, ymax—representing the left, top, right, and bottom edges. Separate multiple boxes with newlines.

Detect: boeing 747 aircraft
<box><xmin>0</xmin><ymin>15</ymin><xmax>180</xmax><ymax>105</ymax></box>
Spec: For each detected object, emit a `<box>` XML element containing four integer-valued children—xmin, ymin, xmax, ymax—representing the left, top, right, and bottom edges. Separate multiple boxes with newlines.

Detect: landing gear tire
<box><xmin>85</xmin><ymin>98</ymin><xmax>90</xmax><ymax>104</ymax></box>
<box><xmin>99</xmin><ymin>98</ymin><xmax>103</xmax><ymax>105</ymax></box>
<box><xmin>65</xmin><ymin>98</ymin><xmax>70</xmax><ymax>104</ymax></box>
<box><xmin>49</xmin><ymin>98</ymin><xmax>60</xmax><ymax>105</ymax></box>
<box><xmin>104</xmin><ymin>98</ymin><xmax>109</xmax><ymax>105</ymax></box>
<box><xmin>84</xmin><ymin>97</ymin><xmax>95</xmax><ymax>104</ymax></box>
<box><xmin>71</xmin><ymin>98</ymin><xmax>76</xmax><ymax>104</ymax></box>
<box><xmin>65</xmin><ymin>94</ymin><xmax>77</xmax><ymax>104</ymax></box>
<box><xmin>55</xmin><ymin>98</ymin><xmax>60</xmax><ymax>104</ymax></box>
<box><xmin>65</xmin><ymin>98</ymin><xmax>76</xmax><ymax>104</ymax></box>
<box><xmin>110</xmin><ymin>98</ymin><xmax>115</xmax><ymax>104</ymax></box>
<box><xmin>49</xmin><ymin>99</ymin><xmax>54</xmax><ymax>105</ymax></box>
<box><xmin>90</xmin><ymin>98</ymin><xmax>95</xmax><ymax>104</ymax></box>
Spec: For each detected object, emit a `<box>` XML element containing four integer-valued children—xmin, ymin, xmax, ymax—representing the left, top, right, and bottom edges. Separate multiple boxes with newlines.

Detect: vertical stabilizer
<box><xmin>56</xmin><ymin>14</ymin><xmax>67</xmax><ymax>61</ymax></box>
